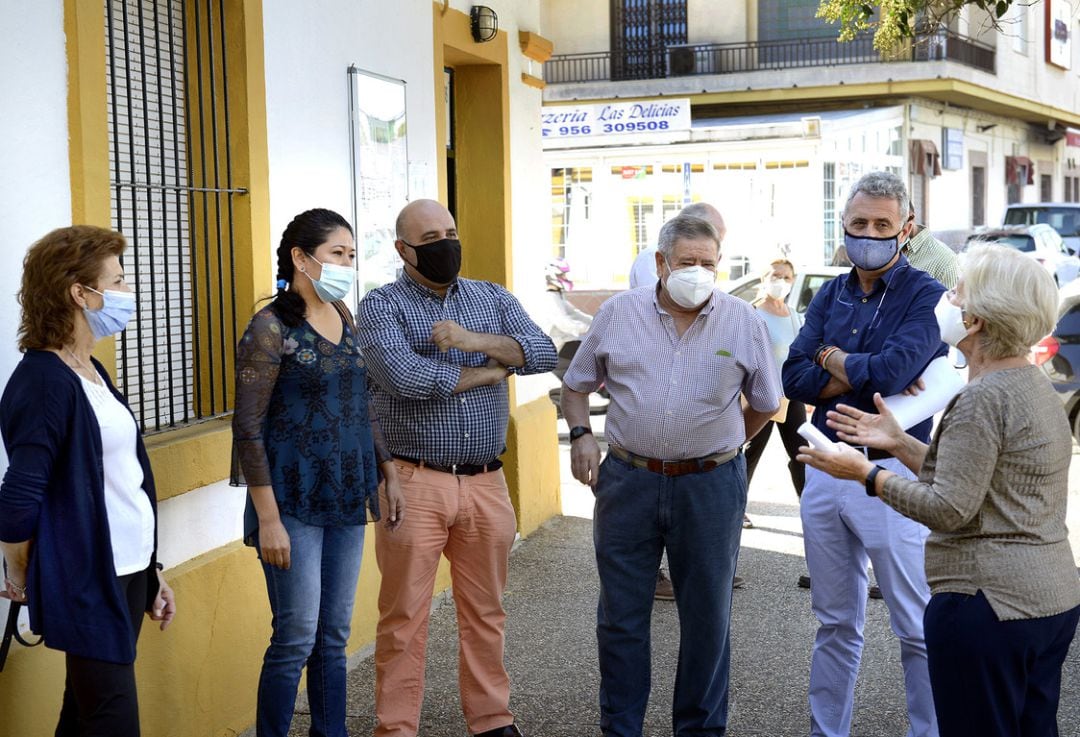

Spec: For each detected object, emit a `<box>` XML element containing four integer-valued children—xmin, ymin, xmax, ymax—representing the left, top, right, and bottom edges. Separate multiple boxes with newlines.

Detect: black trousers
<box><xmin>744</xmin><ymin>400</ymin><xmax>806</xmax><ymax>496</ymax></box>
<box><xmin>925</xmin><ymin>590</ymin><xmax>1080</xmax><ymax>737</ymax></box>
<box><xmin>55</xmin><ymin>571</ymin><xmax>147</xmax><ymax>737</ymax></box>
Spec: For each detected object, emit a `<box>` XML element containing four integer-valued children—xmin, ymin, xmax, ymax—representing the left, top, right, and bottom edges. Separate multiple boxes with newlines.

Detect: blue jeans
<box><xmin>593</xmin><ymin>452</ymin><xmax>746</xmax><ymax>737</ymax></box>
<box><xmin>256</xmin><ymin>514</ymin><xmax>365</xmax><ymax>737</ymax></box>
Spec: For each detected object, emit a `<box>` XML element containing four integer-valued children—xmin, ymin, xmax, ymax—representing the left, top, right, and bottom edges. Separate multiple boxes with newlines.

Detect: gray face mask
<box><xmin>843</xmin><ymin>230</ymin><xmax>899</xmax><ymax>271</ymax></box>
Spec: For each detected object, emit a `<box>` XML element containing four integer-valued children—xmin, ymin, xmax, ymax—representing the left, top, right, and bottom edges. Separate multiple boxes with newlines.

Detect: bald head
<box><xmin>679</xmin><ymin>202</ymin><xmax>726</xmax><ymax>242</ymax></box>
<box><xmin>395</xmin><ymin>199</ymin><xmax>457</xmax><ymax>244</ymax></box>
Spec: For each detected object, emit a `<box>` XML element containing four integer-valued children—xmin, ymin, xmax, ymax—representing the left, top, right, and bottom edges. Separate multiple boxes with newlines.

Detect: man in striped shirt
<box><xmin>359</xmin><ymin>199</ymin><xmax>557</xmax><ymax>737</ymax></box>
<box><xmin>562</xmin><ymin>214</ymin><xmax>781</xmax><ymax>737</ymax></box>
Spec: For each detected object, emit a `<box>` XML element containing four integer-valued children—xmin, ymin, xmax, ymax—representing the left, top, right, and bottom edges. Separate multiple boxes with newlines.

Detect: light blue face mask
<box><xmin>82</xmin><ymin>286</ymin><xmax>137</xmax><ymax>339</ymax></box>
<box><xmin>843</xmin><ymin>230</ymin><xmax>900</xmax><ymax>271</ymax></box>
<box><xmin>305</xmin><ymin>255</ymin><xmax>356</xmax><ymax>303</ymax></box>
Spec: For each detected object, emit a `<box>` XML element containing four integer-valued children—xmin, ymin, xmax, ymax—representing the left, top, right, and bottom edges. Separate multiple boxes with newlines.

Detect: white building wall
<box><xmin>0</xmin><ymin>0</ymin><xmax>71</xmax><ymax>389</ymax></box>
<box><xmin>262</xmin><ymin>0</ymin><xmax>439</xmax><ymax>266</ymax></box>
<box><xmin>541</xmin><ymin>0</ymin><xmax>609</xmax><ymax>55</ymax></box>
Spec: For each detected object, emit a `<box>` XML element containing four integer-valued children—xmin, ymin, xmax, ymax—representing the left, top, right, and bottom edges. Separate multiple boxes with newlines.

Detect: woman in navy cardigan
<box><xmin>0</xmin><ymin>225</ymin><xmax>175</xmax><ymax>736</ymax></box>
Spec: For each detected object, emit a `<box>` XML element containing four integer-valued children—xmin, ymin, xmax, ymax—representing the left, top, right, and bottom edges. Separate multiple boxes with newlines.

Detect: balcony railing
<box><xmin>545</xmin><ymin>31</ymin><xmax>995</xmax><ymax>85</ymax></box>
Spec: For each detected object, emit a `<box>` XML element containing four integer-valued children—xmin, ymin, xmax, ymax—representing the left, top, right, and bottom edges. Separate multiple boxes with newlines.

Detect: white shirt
<box><xmin>78</xmin><ymin>375</ymin><xmax>154</xmax><ymax>575</ymax></box>
<box><xmin>564</xmin><ymin>286</ymin><xmax>781</xmax><ymax>459</ymax></box>
<box><xmin>629</xmin><ymin>248</ymin><xmax>660</xmax><ymax>289</ymax></box>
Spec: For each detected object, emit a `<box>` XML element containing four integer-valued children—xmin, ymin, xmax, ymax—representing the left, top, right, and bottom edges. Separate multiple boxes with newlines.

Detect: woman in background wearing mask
<box><xmin>743</xmin><ymin>259</ymin><xmax>806</xmax><ymax>514</ymax></box>
<box><xmin>0</xmin><ymin>226</ymin><xmax>175</xmax><ymax>735</ymax></box>
<box><xmin>231</xmin><ymin>208</ymin><xmax>404</xmax><ymax>737</ymax></box>
<box><xmin>799</xmin><ymin>243</ymin><xmax>1080</xmax><ymax>737</ymax></box>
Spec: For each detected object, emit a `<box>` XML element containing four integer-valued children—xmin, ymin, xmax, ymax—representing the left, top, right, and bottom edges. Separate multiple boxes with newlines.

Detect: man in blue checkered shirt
<box><xmin>358</xmin><ymin>199</ymin><xmax>556</xmax><ymax>737</ymax></box>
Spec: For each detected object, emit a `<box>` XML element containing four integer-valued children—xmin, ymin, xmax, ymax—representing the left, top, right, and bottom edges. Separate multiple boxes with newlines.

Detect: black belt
<box><xmin>856</xmin><ymin>447</ymin><xmax>893</xmax><ymax>461</ymax></box>
<box><xmin>394</xmin><ymin>456</ymin><xmax>502</xmax><ymax>476</ymax></box>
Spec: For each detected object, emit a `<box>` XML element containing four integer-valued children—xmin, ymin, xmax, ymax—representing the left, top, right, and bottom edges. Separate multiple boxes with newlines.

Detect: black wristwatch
<box><xmin>569</xmin><ymin>425</ymin><xmax>593</xmax><ymax>442</ymax></box>
<box><xmin>865</xmin><ymin>465</ymin><xmax>885</xmax><ymax>497</ymax></box>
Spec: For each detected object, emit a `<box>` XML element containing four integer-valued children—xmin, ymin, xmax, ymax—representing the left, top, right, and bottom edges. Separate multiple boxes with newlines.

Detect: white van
<box><xmin>1003</xmin><ymin>203</ymin><xmax>1080</xmax><ymax>256</ymax></box>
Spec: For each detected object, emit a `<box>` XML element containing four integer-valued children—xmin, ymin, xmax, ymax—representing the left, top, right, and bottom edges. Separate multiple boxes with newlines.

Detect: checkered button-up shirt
<box><xmin>358</xmin><ymin>273</ymin><xmax>557</xmax><ymax>466</ymax></box>
<box><xmin>564</xmin><ymin>286</ymin><xmax>781</xmax><ymax>460</ymax></box>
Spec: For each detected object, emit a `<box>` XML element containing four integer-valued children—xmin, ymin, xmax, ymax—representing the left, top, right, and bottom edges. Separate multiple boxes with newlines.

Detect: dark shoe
<box><xmin>654</xmin><ymin>569</ymin><xmax>675</xmax><ymax>601</ymax></box>
<box><xmin>869</xmin><ymin>584</ymin><xmax>883</xmax><ymax>600</ymax></box>
<box><xmin>798</xmin><ymin>574</ymin><xmax>812</xmax><ymax>589</ymax></box>
<box><xmin>474</xmin><ymin>725</ymin><xmax>523</xmax><ymax>737</ymax></box>
<box><xmin>742</xmin><ymin>514</ymin><xmax>753</xmax><ymax>529</ymax></box>
<box><xmin>733</xmin><ymin>575</ymin><xmax>745</xmax><ymax>589</ymax></box>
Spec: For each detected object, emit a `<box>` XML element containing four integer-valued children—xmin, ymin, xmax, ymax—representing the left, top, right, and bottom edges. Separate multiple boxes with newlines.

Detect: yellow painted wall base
<box><xmin>504</xmin><ymin>397</ymin><xmax>561</xmax><ymax>537</ymax></box>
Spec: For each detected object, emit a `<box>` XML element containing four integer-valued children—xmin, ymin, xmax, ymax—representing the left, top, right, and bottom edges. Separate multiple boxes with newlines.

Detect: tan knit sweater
<box><xmin>880</xmin><ymin>364</ymin><xmax>1080</xmax><ymax>620</ymax></box>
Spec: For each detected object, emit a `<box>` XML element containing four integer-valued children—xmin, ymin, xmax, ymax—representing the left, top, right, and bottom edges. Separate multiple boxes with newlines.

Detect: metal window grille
<box><xmin>105</xmin><ymin>0</ymin><xmax>243</xmax><ymax>432</ymax></box>
<box><xmin>822</xmin><ymin>162</ymin><xmax>837</xmax><ymax>263</ymax></box>
<box><xmin>610</xmin><ymin>0</ymin><xmax>687</xmax><ymax>80</ymax></box>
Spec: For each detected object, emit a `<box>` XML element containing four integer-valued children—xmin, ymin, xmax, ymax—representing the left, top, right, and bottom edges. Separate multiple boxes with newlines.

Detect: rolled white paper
<box><xmin>881</xmin><ymin>356</ymin><xmax>965</xmax><ymax>430</ymax></box>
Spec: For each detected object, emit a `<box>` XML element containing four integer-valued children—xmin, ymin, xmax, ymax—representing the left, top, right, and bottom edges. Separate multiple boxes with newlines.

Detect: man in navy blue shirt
<box><xmin>783</xmin><ymin>172</ymin><xmax>945</xmax><ymax>737</ymax></box>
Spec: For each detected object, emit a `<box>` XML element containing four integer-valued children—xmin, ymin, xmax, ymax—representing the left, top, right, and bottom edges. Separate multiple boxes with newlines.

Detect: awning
<box><xmin>909</xmin><ymin>139</ymin><xmax>942</xmax><ymax>177</ymax></box>
<box><xmin>1005</xmin><ymin>155</ymin><xmax>1035</xmax><ymax>185</ymax></box>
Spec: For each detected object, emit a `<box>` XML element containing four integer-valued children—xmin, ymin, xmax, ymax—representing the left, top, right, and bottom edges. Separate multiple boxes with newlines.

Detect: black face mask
<box><xmin>404</xmin><ymin>238</ymin><xmax>462</xmax><ymax>284</ymax></box>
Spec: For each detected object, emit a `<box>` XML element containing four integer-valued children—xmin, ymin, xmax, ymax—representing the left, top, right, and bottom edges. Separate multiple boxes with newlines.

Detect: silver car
<box><xmin>967</xmin><ymin>224</ymin><xmax>1080</xmax><ymax>286</ymax></box>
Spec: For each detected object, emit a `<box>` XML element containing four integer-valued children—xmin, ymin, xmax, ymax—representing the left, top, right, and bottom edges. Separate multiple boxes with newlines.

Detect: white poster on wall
<box><xmin>1047</xmin><ymin>0</ymin><xmax>1073</xmax><ymax>69</ymax></box>
<box><xmin>348</xmin><ymin>66</ymin><xmax>409</xmax><ymax>296</ymax></box>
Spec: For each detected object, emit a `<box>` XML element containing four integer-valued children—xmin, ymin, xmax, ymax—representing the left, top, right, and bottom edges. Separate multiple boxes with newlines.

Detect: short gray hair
<box><xmin>843</xmin><ymin>171</ymin><xmax>909</xmax><ymax>222</ymax></box>
<box><xmin>657</xmin><ymin>215</ymin><xmax>720</xmax><ymax>258</ymax></box>
<box><xmin>960</xmin><ymin>243</ymin><xmax>1058</xmax><ymax>360</ymax></box>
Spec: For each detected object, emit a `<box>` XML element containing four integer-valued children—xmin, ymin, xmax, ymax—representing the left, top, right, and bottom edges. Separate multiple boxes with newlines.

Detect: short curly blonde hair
<box><xmin>960</xmin><ymin>243</ymin><xmax>1057</xmax><ymax>360</ymax></box>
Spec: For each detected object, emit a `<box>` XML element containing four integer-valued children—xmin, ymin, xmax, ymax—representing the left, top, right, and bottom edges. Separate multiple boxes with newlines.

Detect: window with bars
<box><xmin>610</xmin><ymin>0</ymin><xmax>687</xmax><ymax>80</ymax></box>
<box><xmin>823</xmin><ymin>162</ymin><xmax>837</xmax><ymax>263</ymax></box>
<box><xmin>105</xmin><ymin>0</ymin><xmax>243</xmax><ymax>432</ymax></box>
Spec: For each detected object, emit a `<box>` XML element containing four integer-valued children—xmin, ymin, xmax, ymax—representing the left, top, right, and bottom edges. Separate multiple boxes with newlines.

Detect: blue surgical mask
<box><xmin>82</xmin><ymin>286</ymin><xmax>137</xmax><ymax>339</ymax></box>
<box><xmin>305</xmin><ymin>256</ymin><xmax>355</xmax><ymax>303</ymax></box>
<box><xmin>843</xmin><ymin>230</ymin><xmax>900</xmax><ymax>271</ymax></box>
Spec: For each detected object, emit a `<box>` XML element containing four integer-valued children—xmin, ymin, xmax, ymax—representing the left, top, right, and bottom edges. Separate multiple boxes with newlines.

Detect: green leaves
<box><xmin>817</xmin><ymin>0</ymin><xmax>1018</xmax><ymax>53</ymax></box>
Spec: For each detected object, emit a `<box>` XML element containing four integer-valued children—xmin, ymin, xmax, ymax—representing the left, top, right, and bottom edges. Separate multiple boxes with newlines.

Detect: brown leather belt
<box><xmin>607</xmin><ymin>444</ymin><xmax>739</xmax><ymax>477</ymax></box>
<box><xmin>394</xmin><ymin>456</ymin><xmax>502</xmax><ymax>476</ymax></box>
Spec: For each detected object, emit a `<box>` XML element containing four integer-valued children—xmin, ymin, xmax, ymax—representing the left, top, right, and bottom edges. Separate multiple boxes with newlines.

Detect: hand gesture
<box><xmin>795</xmin><ymin>441</ymin><xmax>873</xmax><ymax>483</ymax></box>
<box><xmin>259</xmin><ymin>518</ymin><xmax>291</xmax><ymax>570</ymax></box>
<box><xmin>570</xmin><ymin>434</ymin><xmax>602</xmax><ymax>488</ymax></box>
<box><xmin>148</xmin><ymin>570</ymin><xmax>176</xmax><ymax>631</ymax></box>
<box><xmin>825</xmin><ymin>392</ymin><xmax>904</xmax><ymax>453</ymax></box>
<box><xmin>430</xmin><ymin>320</ymin><xmax>477</xmax><ymax>353</ymax></box>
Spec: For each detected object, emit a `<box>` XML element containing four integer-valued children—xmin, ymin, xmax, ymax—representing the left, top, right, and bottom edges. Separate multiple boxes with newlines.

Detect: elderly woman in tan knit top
<box><xmin>799</xmin><ymin>243</ymin><xmax>1080</xmax><ymax>737</ymax></box>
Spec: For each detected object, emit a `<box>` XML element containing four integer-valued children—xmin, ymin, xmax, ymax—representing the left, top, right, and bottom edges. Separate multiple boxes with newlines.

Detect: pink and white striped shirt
<box><xmin>564</xmin><ymin>286</ymin><xmax>781</xmax><ymax>460</ymax></box>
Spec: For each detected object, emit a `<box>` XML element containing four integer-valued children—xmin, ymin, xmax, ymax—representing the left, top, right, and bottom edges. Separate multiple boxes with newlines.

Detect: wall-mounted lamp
<box><xmin>470</xmin><ymin>5</ymin><xmax>498</xmax><ymax>43</ymax></box>
<box><xmin>976</xmin><ymin>124</ymin><xmax>997</xmax><ymax>133</ymax></box>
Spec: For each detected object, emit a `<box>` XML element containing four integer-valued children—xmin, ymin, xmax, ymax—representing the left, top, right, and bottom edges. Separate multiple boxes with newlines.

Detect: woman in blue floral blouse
<box><xmin>231</xmin><ymin>208</ymin><xmax>404</xmax><ymax>737</ymax></box>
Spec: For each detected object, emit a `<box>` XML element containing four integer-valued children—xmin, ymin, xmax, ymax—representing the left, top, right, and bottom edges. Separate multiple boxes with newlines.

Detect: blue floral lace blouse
<box><xmin>231</xmin><ymin>305</ymin><xmax>381</xmax><ymax>536</ymax></box>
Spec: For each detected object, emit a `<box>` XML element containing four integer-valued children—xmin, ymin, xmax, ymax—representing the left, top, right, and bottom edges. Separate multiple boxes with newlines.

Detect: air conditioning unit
<box><xmin>667</xmin><ymin>45</ymin><xmax>697</xmax><ymax>76</ymax></box>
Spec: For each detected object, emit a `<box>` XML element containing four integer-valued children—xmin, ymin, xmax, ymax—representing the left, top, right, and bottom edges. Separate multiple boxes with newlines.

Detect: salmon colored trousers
<box><xmin>374</xmin><ymin>460</ymin><xmax>518</xmax><ymax>737</ymax></box>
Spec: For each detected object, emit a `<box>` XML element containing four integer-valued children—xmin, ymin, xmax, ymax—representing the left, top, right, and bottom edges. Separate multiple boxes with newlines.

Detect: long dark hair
<box><xmin>269</xmin><ymin>208</ymin><xmax>353</xmax><ymax>327</ymax></box>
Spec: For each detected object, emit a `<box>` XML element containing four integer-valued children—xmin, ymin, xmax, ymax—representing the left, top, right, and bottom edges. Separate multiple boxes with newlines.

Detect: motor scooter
<box><xmin>540</xmin><ymin>259</ymin><xmax>608</xmax><ymax>416</ymax></box>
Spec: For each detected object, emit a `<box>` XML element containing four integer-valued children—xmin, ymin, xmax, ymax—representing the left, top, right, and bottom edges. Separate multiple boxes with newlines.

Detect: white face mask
<box><xmin>664</xmin><ymin>260</ymin><xmax>716</xmax><ymax>309</ymax></box>
<box><xmin>766</xmin><ymin>279</ymin><xmax>792</xmax><ymax>301</ymax></box>
<box><xmin>934</xmin><ymin>292</ymin><xmax>970</xmax><ymax>347</ymax></box>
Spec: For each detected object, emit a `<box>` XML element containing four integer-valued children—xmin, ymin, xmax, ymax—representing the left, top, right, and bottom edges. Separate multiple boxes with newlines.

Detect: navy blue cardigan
<box><xmin>0</xmin><ymin>350</ymin><xmax>158</xmax><ymax>664</ymax></box>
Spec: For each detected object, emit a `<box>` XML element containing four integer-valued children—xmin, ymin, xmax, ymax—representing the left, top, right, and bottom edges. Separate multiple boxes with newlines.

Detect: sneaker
<box><xmin>868</xmin><ymin>584</ymin><xmax>883</xmax><ymax>600</ymax></box>
<box><xmin>654</xmin><ymin>569</ymin><xmax>675</xmax><ymax>601</ymax></box>
<box><xmin>742</xmin><ymin>514</ymin><xmax>753</xmax><ymax>529</ymax></box>
<box><xmin>797</xmin><ymin>575</ymin><xmax>812</xmax><ymax>589</ymax></box>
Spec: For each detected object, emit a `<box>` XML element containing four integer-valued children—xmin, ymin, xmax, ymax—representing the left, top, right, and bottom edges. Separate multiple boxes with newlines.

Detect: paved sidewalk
<box><xmin>285</xmin><ymin>427</ymin><xmax>1080</xmax><ymax>736</ymax></box>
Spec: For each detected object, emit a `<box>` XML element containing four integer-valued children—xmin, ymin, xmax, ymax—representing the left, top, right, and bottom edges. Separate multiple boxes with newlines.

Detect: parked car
<box><xmin>966</xmin><ymin>224</ymin><xmax>1080</xmax><ymax>286</ymax></box>
<box><xmin>1033</xmin><ymin>278</ymin><xmax>1080</xmax><ymax>442</ymax></box>
<box><xmin>1003</xmin><ymin>202</ymin><xmax>1080</xmax><ymax>256</ymax></box>
<box><xmin>723</xmin><ymin>265</ymin><xmax>849</xmax><ymax>314</ymax></box>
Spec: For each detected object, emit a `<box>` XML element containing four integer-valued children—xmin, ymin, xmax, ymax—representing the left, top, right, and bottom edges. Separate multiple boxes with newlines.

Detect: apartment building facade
<box><xmin>540</xmin><ymin>0</ymin><xmax>1080</xmax><ymax>285</ymax></box>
